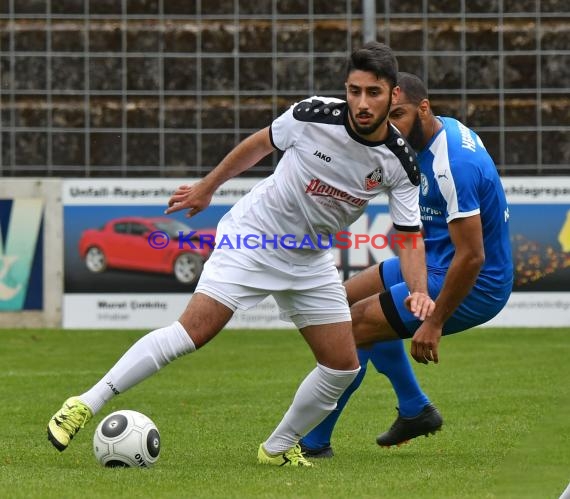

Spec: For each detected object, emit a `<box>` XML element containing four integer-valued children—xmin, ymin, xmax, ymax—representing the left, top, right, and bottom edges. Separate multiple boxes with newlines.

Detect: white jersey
<box><xmin>221</xmin><ymin>96</ymin><xmax>421</xmax><ymax>264</ymax></box>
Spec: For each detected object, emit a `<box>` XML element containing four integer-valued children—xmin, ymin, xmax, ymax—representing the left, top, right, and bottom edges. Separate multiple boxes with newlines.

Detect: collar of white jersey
<box><xmin>344</xmin><ymin>113</ymin><xmax>394</xmax><ymax>147</ymax></box>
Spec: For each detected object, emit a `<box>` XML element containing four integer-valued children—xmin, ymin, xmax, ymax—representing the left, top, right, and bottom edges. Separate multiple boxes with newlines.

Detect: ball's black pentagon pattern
<box><xmin>101</xmin><ymin>413</ymin><xmax>129</xmax><ymax>438</ymax></box>
<box><xmin>147</xmin><ymin>428</ymin><xmax>160</xmax><ymax>458</ymax></box>
<box><xmin>94</xmin><ymin>410</ymin><xmax>161</xmax><ymax>468</ymax></box>
<box><xmin>105</xmin><ymin>459</ymin><xmax>130</xmax><ymax>468</ymax></box>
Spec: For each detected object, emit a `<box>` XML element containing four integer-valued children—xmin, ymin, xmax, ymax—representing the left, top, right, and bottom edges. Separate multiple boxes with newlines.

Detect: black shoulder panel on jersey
<box><xmin>385</xmin><ymin>125</ymin><xmax>421</xmax><ymax>186</ymax></box>
<box><xmin>292</xmin><ymin>99</ymin><xmax>346</xmax><ymax>125</ymax></box>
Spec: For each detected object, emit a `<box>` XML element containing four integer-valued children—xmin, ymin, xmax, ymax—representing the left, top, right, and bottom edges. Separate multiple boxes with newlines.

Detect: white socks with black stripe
<box><xmin>80</xmin><ymin>321</ymin><xmax>196</xmax><ymax>414</ymax></box>
<box><xmin>79</xmin><ymin>321</ymin><xmax>359</xmax><ymax>456</ymax></box>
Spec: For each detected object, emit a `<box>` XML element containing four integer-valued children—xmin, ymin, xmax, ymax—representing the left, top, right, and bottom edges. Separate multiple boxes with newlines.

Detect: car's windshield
<box><xmin>153</xmin><ymin>220</ymin><xmax>193</xmax><ymax>238</ymax></box>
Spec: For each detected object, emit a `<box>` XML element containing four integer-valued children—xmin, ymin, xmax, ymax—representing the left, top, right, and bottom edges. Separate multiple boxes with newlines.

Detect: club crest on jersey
<box><xmin>365</xmin><ymin>168</ymin><xmax>383</xmax><ymax>191</ymax></box>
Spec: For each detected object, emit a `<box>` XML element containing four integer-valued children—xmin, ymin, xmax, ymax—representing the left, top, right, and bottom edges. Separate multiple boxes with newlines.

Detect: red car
<box><xmin>78</xmin><ymin>217</ymin><xmax>216</xmax><ymax>284</ymax></box>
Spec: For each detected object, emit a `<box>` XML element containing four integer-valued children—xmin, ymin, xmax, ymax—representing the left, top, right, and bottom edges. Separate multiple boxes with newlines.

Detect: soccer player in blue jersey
<box><xmin>300</xmin><ymin>72</ymin><xmax>514</xmax><ymax>457</ymax></box>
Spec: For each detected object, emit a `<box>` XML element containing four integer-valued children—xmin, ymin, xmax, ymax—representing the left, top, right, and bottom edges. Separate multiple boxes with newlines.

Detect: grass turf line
<box><xmin>0</xmin><ymin>327</ymin><xmax>568</xmax><ymax>498</ymax></box>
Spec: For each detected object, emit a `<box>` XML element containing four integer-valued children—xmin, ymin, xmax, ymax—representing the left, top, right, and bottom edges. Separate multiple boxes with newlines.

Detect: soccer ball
<box><xmin>93</xmin><ymin>410</ymin><xmax>160</xmax><ymax>468</ymax></box>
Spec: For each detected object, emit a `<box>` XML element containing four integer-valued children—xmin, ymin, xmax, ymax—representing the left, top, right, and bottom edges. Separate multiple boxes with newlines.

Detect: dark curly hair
<box><xmin>346</xmin><ymin>41</ymin><xmax>398</xmax><ymax>88</ymax></box>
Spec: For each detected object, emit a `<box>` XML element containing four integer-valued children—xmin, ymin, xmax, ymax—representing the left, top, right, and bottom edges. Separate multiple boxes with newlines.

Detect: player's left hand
<box><xmin>404</xmin><ymin>292</ymin><xmax>435</xmax><ymax>321</ymax></box>
<box><xmin>165</xmin><ymin>181</ymin><xmax>213</xmax><ymax>217</ymax></box>
<box><xmin>410</xmin><ymin>321</ymin><xmax>442</xmax><ymax>364</ymax></box>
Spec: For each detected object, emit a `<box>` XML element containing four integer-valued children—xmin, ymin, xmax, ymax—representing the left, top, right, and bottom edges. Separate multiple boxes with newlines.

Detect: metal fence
<box><xmin>0</xmin><ymin>1</ymin><xmax>568</xmax><ymax>177</ymax></box>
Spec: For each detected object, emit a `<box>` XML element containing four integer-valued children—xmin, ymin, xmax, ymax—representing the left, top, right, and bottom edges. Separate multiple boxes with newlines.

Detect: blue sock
<box><xmin>369</xmin><ymin>340</ymin><xmax>430</xmax><ymax>418</ymax></box>
<box><xmin>300</xmin><ymin>349</ymin><xmax>371</xmax><ymax>450</ymax></box>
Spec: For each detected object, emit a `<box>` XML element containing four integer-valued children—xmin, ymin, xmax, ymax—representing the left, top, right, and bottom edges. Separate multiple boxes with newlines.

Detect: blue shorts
<box><xmin>379</xmin><ymin>257</ymin><xmax>512</xmax><ymax>338</ymax></box>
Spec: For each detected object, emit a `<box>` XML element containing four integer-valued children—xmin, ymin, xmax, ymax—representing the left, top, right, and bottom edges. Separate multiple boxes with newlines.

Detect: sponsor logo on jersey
<box><xmin>313</xmin><ymin>149</ymin><xmax>332</xmax><ymax>163</ymax></box>
<box><xmin>305</xmin><ymin>178</ymin><xmax>366</xmax><ymax>207</ymax></box>
<box><xmin>365</xmin><ymin>168</ymin><xmax>382</xmax><ymax>191</ymax></box>
<box><xmin>420</xmin><ymin>205</ymin><xmax>443</xmax><ymax>221</ymax></box>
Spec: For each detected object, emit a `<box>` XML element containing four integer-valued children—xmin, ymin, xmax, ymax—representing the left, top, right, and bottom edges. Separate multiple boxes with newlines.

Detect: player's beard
<box><xmin>406</xmin><ymin>112</ymin><xmax>426</xmax><ymax>151</ymax></box>
<box><xmin>349</xmin><ymin>95</ymin><xmax>392</xmax><ymax>138</ymax></box>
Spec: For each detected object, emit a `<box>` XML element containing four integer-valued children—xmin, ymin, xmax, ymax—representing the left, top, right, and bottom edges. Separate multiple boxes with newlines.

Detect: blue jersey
<box><xmin>418</xmin><ymin>116</ymin><xmax>513</xmax><ymax>292</ymax></box>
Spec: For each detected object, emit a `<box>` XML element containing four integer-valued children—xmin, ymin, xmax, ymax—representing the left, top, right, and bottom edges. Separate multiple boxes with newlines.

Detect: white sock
<box><xmin>80</xmin><ymin>321</ymin><xmax>196</xmax><ymax>414</ymax></box>
<box><xmin>262</xmin><ymin>363</ymin><xmax>360</xmax><ymax>454</ymax></box>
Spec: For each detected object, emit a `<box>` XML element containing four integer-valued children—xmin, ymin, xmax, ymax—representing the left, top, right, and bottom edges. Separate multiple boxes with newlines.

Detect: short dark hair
<box><xmin>396</xmin><ymin>72</ymin><xmax>428</xmax><ymax>104</ymax></box>
<box><xmin>346</xmin><ymin>42</ymin><xmax>398</xmax><ymax>88</ymax></box>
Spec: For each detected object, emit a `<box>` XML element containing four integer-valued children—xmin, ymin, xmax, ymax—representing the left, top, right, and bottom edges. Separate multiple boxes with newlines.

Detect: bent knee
<box><xmin>350</xmin><ymin>297</ymin><xmax>392</xmax><ymax>345</ymax></box>
<box><xmin>350</xmin><ymin>300</ymin><xmax>367</xmax><ymax>327</ymax></box>
<box><xmin>350</xmin><ymin>299</ymin><xmax>379</xmax><ymax>332</ymax></box>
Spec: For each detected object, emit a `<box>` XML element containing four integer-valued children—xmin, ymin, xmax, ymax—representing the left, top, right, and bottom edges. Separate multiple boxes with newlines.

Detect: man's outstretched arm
<box><xmin>166</xmin><ymin>127</ymin><xmax>274</xmax><ymax>217</ymax></box>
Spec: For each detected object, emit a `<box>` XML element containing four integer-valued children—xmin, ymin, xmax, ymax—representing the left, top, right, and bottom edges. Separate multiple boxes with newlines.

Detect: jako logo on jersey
<box><xmin>313</xmin><ymin>150</ymin><xmax>332</xmax><ymax>163</ymax></box>
<box><xmin>365</xmin><ymin>168</ymin><xmax>382</xmax><ymax>191</ymax></box>
<box><xmin>305</xmin><ymin>179</ymin><xmax>366</xmax><ymax>207</ymax></box>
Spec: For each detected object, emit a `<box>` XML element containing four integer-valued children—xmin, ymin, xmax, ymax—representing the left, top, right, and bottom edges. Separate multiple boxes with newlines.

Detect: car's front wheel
<box><xmin>85</xmin><ymin>246</ymin><xmax>107</xmax><ymax>273</ymax></box>
<box><xmin>173</xmin><ymin>253</ymin><xmax>204</xmax><ymax>284</ymax></box>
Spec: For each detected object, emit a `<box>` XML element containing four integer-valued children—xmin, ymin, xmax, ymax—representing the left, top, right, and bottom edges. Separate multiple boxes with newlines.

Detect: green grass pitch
<box><xmin>1</xmin><ymin>327</ymin><xmax>569</xmax><ymax>498</ymax></box>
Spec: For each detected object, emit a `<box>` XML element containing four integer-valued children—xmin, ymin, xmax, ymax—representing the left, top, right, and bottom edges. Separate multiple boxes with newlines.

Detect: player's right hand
<box><xmin>404</xmin><ymin>292</ymin><xmax>435</xmax><ymax>321</ymax></box>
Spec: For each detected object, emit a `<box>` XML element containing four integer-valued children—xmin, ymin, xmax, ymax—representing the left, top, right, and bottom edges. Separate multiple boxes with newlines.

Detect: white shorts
<box><xmin>195</xmin><ymin>224</ymin><xmax>350</xmax><ymax>329</ymax></box>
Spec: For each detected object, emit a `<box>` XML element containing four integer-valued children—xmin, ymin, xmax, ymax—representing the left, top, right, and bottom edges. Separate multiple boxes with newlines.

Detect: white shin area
<box><xmin>80</xmin><ymin>321</ymin><xmax>196</xmax><ymax>414</ymax></box>
<box><xmin>262</xmin><ymin>362</ymin><xmax>360</xmax><ymax>454</ymax></box>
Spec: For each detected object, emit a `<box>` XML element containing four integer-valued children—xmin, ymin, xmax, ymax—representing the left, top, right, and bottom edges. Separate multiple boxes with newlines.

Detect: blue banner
<box><xmin>0</xmin><ymin>199</ymin><xmax>44</xmax><ymax>310</ymax></box>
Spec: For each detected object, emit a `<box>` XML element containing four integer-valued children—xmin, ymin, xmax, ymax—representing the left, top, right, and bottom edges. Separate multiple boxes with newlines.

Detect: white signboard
<box><xmin>62</xmin><ymin>177</ymin><xmax>570</xmax><ymax>329</ymax></box>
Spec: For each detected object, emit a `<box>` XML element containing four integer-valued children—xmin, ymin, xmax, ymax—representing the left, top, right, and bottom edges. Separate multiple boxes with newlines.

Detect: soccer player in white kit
<box><xmin>47</xmin><ymin>42</ymin><xmax>434</xmax><ymax>467</ymax></box>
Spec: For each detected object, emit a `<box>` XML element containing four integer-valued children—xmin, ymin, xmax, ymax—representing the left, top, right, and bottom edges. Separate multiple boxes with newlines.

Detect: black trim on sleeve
<box><xmin>379</xmin><ymin>291</ymin><xmax>413</xmax><ymax>339</ymax></box>
<box><xmin>393</xmin><ymin>224</ymin><xmax>421</xmax><ymax>233</ymax></box>
<box><xmin>292</xmin><ymin>99</ymin><xmax>346</xmax><ymax>125</ymax></box>
<box><xmin>378</xmin><ymin>261</ymin><xmax>386</xmax><ymax>291</ymax></box>
<box><xmin>385</xmin><ymin>124</ymin><xmax>421</xmax><ymax>186</ymax></box>
<box><xmin>268</xmin><ymin>125</ymin><xmax>283</xmax><ymax>152</ymax></box>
